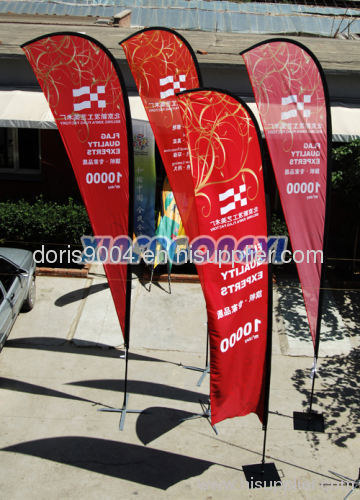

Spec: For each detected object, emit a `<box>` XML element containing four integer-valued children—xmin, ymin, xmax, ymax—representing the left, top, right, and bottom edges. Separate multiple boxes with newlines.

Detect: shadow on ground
<box><xmin>291</xmin><ymin>346</ymin><xmax>360</xmax><ymax>449</ymax></box>
<box><xmin>332</xmin><ymin>289</ymin><xmax>360</xmax><ymax>339</ymax></box>
<box><xmin>0</xmin><ymin>377</ymin><xmax>104</xmax><ymax>406</ymax></box>
<box><xmin>275</xmin><ymin>279</ymin><xmax>348</xmax><ymax>342</ymax></box>
<box><xmin>2</xmin><ymin>436</ymin><xmax>214</xmax><ymax>490</ymax></box>
<box><xmin>67</xmin><ymin>379</ymin><xmax>207</xmax><ymax>404</ymax></box>
<box><xmin>55</xmin><ymin>282</ymin><xmax>109</xmax><ymax>307</ymax></box>
<box><xmin>5</xmin><ymin>337</ymin><xmax>175</xmax><ymax>364</ymax></box>
<box><xmin>136</xmin><ymin>407</ymin><xmax>198</xmax><ymax>445</ymax></box>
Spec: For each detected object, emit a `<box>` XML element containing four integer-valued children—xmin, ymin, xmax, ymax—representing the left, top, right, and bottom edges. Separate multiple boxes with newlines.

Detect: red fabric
<box><xmin>23</xmin><ymin>34</ymin><xmax>131</xmax><ymax>337</ymax></box>
<box><xmin>177</xmin><ymin>90</ymin><xmax>268</xmax><ymax>426</ymax></box>
<box><xmin>121</xmin><ymin>29</ymin><xmax>201</xmax><ymax>245</ymax></box>
<box><xmin>242</xmin><ymin>41</ymin><xmax>328</xmax><ymax>346</ymax></box>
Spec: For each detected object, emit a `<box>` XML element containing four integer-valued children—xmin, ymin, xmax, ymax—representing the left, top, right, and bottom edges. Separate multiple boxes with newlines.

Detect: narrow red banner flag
<box><xmin>177</xmin><ymin>89</ymin><xmax>270</xmax><ymax>426</ymax></box>
<box><xmin>120</xmin><ymin>28</ymin><xmax>201</xmax><ymax>245</ymax></box>
<box><xmin>242</xmin><ymin>39</ymin><xmax>331</xmax><ymax>349</ymax></box>
<box><xmin>22</xmin><ymin>33</ymin><xmax>133</xmax><ymax>342</ymax></box>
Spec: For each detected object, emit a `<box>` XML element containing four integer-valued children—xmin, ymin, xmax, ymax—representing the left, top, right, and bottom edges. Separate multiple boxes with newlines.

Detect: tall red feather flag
<box><xmin>120</xmin><ymin>28</ymin><xmax>201</xmax><ymax>245</ymax></box>
<box><xmin>242</xmin><ymin>39</ymin><xmax>331</xmax><ymax>353</ymax></box>
<box><xmin>22</xmin><ymin>33</ymin><xmax>133</xmax><ymax>344</ymax></box>
<box><xmin>177</xmin><ymin>89</ymin><xmax>271</xmax><ymax>426</ymax></box>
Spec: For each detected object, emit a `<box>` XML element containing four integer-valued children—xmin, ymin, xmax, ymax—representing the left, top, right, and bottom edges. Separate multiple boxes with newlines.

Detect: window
<box><xmin>0</xmin><ymin>128</ymin><xmax>40</xmax><ymax>175</ymax></box>
<box><xmin>0</xmin><ymin>258</ymin><xmax>18</xmax><ymax>292</ymax></box>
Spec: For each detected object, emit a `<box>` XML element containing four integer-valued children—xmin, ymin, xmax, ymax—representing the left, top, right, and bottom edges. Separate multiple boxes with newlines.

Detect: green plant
<box><xmin>331</xmin><ymin>140</ymin><xmax>360</xmax><ymax>273</ymax></box>
<box><xmin>0</xmin><ymin>196</ymin><xmax>91</xmax><ymax>245</ymax></box>
<box><xmin>271</xmin><ymin>213</ymin><xmax>288</xmax><ymax>236</ymax></box>
<box><xmin>332</xmin><ymin>139</ymin><xmax>360</xmax><ymax>210</ymax></box>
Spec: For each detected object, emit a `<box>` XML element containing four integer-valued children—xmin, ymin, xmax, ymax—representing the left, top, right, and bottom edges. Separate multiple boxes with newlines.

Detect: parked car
<box><xmin>0</xmin><ymin>248</ymin><xmax>36</xmax><ymax>351</ymax></box>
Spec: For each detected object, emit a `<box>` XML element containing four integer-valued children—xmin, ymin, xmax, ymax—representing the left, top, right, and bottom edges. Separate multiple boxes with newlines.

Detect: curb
<box><xmin>36</xmin><ymin>264</ymin><xmax>91</xmax><ymax>278</ymax></box>
<box><xmin>142</xmin><ymin>272</ymin><xmax>200</xmax><ymax>284</ymax></box>
<box><xmin>35</xmin><ymin>265</ymin><xmax>201</xmax><ymax>283</ymax></box>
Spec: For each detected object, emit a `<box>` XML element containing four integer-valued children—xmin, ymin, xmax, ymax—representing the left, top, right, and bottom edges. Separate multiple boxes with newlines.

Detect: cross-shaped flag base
<box><xmin>180</xmin><ymin>400</ymin><xmax>218</xmax><ymax>434</ymax></box>
<box><xmin>98</xmin><ymin>394</ymin><xmax>142</xmax><ymax>431</ymax></box>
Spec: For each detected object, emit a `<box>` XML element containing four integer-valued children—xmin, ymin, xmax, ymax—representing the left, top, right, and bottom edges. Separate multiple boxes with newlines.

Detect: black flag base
<box><xmin>243</xmin><ymin>462</ymin><xmax>282</xmax><ymax>488</ymax></box>
<box><xmin>180</xmin><ymin>400</ymin><xmax>218</xmax><ymax>435</ymax></box>
<box><xmin>98</xmin><ymin>394</ymin><xmax>142</xmax><ymax>431</ymax></box>
<box><xmin>293</xmin><ymin>411</ymin><xmax>325</xmax><ymax>432</ymax></box>
<box><xmin>181</xmin><ymin>364</ymin><xmax>210</xmax><ymax>387</ymax></box>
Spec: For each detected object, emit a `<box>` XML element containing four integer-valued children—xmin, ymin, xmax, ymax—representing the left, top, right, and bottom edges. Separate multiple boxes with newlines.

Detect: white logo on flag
<box><xmin>72</xmin><ymin>85</ymin><xmax>106</xmax><ymax>111</ymax></box>
<box><xmin>219</xmin><ymin>184</ymin><xmax>247</xmax><ymax>215</ymax></box>
<box><xmin>159</xmin><ymin>75</ymin><xmax>186</xmax><ymax>99</ymax></box>
<box><xmin>281</xmin><ymin>94</ymin><xmax>311</xmax><ymax>120</ymax></box>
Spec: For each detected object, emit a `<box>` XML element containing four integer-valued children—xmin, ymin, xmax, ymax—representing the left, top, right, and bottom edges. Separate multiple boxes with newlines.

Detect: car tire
<box><xmin>22</xmin><ymin>277</ymin><xmax>36</xmax><ymax>312</ymax></box>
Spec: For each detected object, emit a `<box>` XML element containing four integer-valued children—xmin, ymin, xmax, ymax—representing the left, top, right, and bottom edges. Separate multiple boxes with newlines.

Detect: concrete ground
<box><xmin>0</xmin><ymin>267</ymin><xmax>359</xmax><ymax>499</ymax></box>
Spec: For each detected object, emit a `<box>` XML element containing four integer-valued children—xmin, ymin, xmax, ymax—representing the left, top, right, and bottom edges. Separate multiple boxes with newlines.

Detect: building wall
<box><xmin>0</xmin><ymin>130</ymin><xmax>81</xmax><ymax>202</ymax></box>
<box><xmin>1</xmin><ymin>54</ymin><xmax>358</xmax><ymax>103</ymax></box>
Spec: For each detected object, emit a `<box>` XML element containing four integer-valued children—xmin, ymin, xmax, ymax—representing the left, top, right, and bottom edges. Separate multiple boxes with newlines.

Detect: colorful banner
<box><xmin>177</xmin><ymin>89</ymin><xmax>269</xmax><ymax>426</ymax></box>
<box><xmin>22</xmin><ymin>33</ymin><xmax>133</xmax><ymax>342</ymax></box>
<box><xmin>154</xmin><ymin>177</ymin><xmax>185</xmax><ymax>269</ymax></box>
<box><xmin>120</xmin><ymin>28</ymin><xmax>202</xmax><ymax>246</ymax></box>
<box><xmin>242</xmin><ymin>39</ymin><xmax>330</xmax><ymax>348</ymax></box>
<box><xmin>133</xmin><ymin>119</ymin><xmax>156</xmax><ymax>238</ymax></box>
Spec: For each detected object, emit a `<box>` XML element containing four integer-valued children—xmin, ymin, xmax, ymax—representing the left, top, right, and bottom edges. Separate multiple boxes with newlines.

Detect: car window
<box><xmin>0</xmin><ymin>257</ymin><xmax>18</xmax><ymax>292</ymax></box>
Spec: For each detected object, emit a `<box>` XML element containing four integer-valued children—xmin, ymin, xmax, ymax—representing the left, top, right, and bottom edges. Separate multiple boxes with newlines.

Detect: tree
<box><xmin>332</xmin><ymin>139</ymin><xmax>360</xmax><ymax>274</ymax></box>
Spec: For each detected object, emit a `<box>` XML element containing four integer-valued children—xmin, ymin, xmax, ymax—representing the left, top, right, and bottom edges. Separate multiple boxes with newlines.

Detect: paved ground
<box><xmin>0</xmin><ymin>267</ymin><xmax>359</xmax><ymax>499</ymax></box>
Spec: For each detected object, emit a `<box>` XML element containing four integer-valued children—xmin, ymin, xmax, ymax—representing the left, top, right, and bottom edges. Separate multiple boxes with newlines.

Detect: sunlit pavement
<box><xmin>0</xmin><ymin>271</ymin><xmax>359</xmax><ymax>499</ymax></box>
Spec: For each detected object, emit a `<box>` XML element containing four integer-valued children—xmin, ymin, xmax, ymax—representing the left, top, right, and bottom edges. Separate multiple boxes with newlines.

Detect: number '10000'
<box><xmin>86</xmin><ymin>172</ymin><xmax>122</xmax><ymax>185</ymax></box>
<box><xmin>286</xmin><ymin>182</ymin><xmax>320</xmax><ymax>195</ymax></box>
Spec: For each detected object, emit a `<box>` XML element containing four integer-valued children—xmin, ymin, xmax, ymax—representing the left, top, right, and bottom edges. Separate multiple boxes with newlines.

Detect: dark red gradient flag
<box><xmin>242</xmin><ymin>39</ymin><xmax>331</xmax><ymax>350</ymax></box>
<box><xmin>22</xmin><ymin>33</ymin><xmax>133</xmax><ymax>343</ymax></box>
<box><xmin>120</xmin><ymin>28</ymin><xmax>201</xmax><ymax>244</ymax></box>
<box><xmin>177</xmin><ymin>89</ymin><xmax>270</xmax><ymax>426</ymax></box>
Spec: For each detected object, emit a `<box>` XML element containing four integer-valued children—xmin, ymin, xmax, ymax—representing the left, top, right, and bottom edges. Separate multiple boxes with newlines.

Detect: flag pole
<box><xmin>97</xmin><ymin>77</ymin><xmax>142</xmax><ymax>430</ymax></box>
<box><xmin>262</xmin><ymin>254</ymin><xmax>273</xmax><ymax>466</ymax></box>
<box><xmin>293</xmin><ymin>229</ymin><xmax>326</xmax><ymax>432</ymax></box>
<box><xmin>243</xmin><ymin>254</ymin><xmax>280</xmax><ymax>488</ymax></box>
<box><xmin>293</xmin><ymin>47</ymin><xmax>332</xmax><ymax>433</ymax></box>
<box><xmin>97</xmin><ymin>265</ymin><xmax>142</xmax><ymax>430</ymax></box>
<box><xmin>242</xmin><ymin>131</ymin><xmax>281</xmax><ymax>489</ymax></box>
